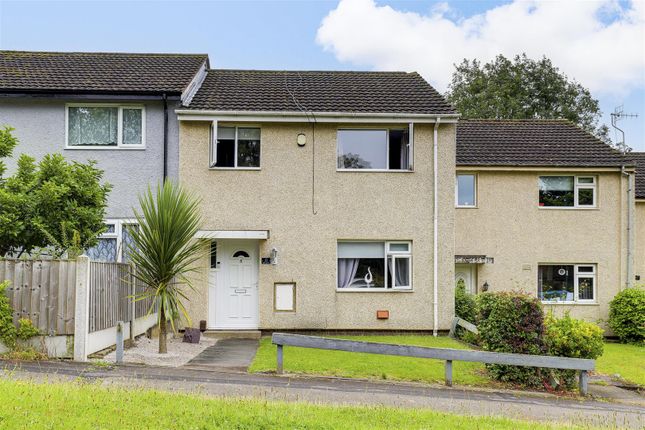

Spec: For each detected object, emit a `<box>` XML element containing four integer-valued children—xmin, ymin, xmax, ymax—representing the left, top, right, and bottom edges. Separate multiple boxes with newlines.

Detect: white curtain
<box><xmin>338</xmin><ymin>258</ymin><xmax>360</xmax><ymax>288</ymax></box>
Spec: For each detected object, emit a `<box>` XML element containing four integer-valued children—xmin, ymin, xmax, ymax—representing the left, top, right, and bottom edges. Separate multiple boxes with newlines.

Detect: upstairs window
<box><xmin>67</xmin><ymin>105</ymin><xmax>144</xmax><ymax>148</ymax></box>
<box><xmin>456</xmin><ymin>174</ymin><xmax>477</xmax><ymax>207</ymax></box>
<box><xmin>211</xmin><ymin>126</ymin><xmax>261</xmax><ymax>169</ymax></box>
<box><xmin>538</xmin><ymin>176</ymin><xmax>596</xmax><ymax>208</ymax></box>
<box><xmin>337</xmin><ymin>129</ymin><xmax>411</xmax><ymax>171</ymax></box>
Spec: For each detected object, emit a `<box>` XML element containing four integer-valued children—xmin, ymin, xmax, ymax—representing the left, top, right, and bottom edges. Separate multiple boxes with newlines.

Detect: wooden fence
<box><xmin>88</xmin><ymin>262</ymin><xmax>155</xmax><ymax>333</ymax></box>
<box><xmin>272</xmin><ymin>333</ymin><xmax>595</xmax><ymax>395</ymax></box>
<box><xmin>0</xmin><ymin>259</ymin><xmax>77</xmax><ymax>335</ymax></box>
<box><xmin>1</xmin><ymin>258</ymin><xmax>156</xmax><ymax>336</ymax></box>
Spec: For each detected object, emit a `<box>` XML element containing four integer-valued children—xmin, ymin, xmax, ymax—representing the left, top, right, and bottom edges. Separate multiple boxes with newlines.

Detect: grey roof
<box><xmin>631</xmin><ymin>152</ymin><xmax>645</xmax><ymax>199</ymax></box>
<box><xmin>186</xmin><ymin>69</ymin><xmax>456</xmax><ymax>115</ymax></box>
<box><xmin>456</xmin><ymin>119</ymin><xmax>631</xmax><ymax>168</ymax></box>
<box><xmin>0</xmin><ymin>50</ymin><xmax>208</xmax><ymax>95</ymax></box>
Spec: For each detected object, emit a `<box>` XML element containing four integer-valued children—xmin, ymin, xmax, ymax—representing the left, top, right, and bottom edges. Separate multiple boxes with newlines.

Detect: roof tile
<box><xmin>186</xmin><ymin>69</ymin><xmax>456</xmax><ymax>115</ymax></box>
<box><xmin>457</xmin><ymin>119</ymin><xmax>631</xmax><ymax>168</ymax></box>
<box><xmin>0</xmin><ymin>51</ymin><xmax>208</xmax><ymax>94</ymax></box>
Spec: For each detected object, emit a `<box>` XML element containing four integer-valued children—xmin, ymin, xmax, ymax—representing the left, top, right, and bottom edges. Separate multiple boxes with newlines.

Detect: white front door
<box><xmin>208</xmin><ymin>240</ymin><xmax>259</xmax><ymax>329</ymax></box>
<box><xmin>455</xmin><ymin>263</ymin><xmax>476</xmax><ymax>294</ymax></box>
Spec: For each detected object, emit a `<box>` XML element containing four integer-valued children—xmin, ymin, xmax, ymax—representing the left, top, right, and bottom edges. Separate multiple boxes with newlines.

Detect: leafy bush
<box><xmin>16</xmin><ymin>318</ymin><xmax>40</xmax><ymax>340</ymax></box>
<box><xmin>545</xmin><ymin>312</ymin><xmax>604</xmax><ymax>388</ymax></box>
<box><xmin>0</xmin><ymin>281</ymin><xmax>17</xmax><ymax>348</ymax></box>
<box><xmin>477</xmin><ymin>292</ymin><xmax>547</xmax><ymax>387</ymax></box>
<box><xmin>609</xmin><ymin>287</ymin><xmax>645</xmax><ymax>344</ymax></box>
<box><xmin>0</xmin><ymin>281</ymin><xmax>40</xmax><ymax>349</ymax></box>
<box><xmin>454</xmin><ymin>282</ymin><xmax>479</xmax><ymax>344</ymax></box>
<box><xmin>455</xmin><ymin>281</ymin><xmax>477</xmax><ymax>322</ymax></box>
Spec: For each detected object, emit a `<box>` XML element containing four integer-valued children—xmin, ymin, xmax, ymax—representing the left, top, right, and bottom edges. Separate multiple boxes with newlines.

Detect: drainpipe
<box><xmin>433</xmin><ymin>118</ymin><xmax>441</xmax><ymax>336</ymax></box>
<box><xmin>622</xmin><ymin>166</ymin><xmax>634</xmax><ymax>288</ymax></box>
<box><xmin>162</xmin><ymin>93</ymin><xmax>168</xmax><ymax>179</ymax></box>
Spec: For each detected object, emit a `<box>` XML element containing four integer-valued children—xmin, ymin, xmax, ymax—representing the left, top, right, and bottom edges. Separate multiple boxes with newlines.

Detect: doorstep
<box><xmin>202</xmin><ymin>330</ymin><xmax>262</xmax><ymax>340</ymax></box>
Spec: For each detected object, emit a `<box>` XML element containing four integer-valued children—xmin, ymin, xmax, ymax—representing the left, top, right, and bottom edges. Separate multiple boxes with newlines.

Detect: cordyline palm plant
<box><xmin>128</xmin><ymin>180</ymin><xmax>203</xmax><ymax>354</ymax></box>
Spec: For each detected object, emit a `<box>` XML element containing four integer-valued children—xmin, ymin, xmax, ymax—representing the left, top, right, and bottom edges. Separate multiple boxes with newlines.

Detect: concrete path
<box><xmin>1</xmin><ymin>359</ymin><xmax>643</xmax><ymax>429</ymax></box>
<box><xmin>185</xmin><ymin>338</ymin><xmax>259</xmax><ymax>372</ymax></box>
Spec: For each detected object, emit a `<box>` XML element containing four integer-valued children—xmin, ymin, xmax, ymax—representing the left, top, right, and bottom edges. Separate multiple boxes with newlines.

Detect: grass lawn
<box><xmin>596</xmin><ymin>342</ymin><xmax>645</xmax><ymax>386</ymax></box>
<box><xmin>0</xmin><ymin>378</ymin><xmax>589</xmax><ymax>429</ymax></box>
<box><xmin>249</xmin><ymin>335</ymin><xmax>489</xmax><ymax>386</ymax></box>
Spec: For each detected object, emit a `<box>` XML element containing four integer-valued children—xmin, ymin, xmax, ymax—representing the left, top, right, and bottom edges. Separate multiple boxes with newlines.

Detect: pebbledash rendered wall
<box><xmin>455</xmin><ymin>168</ymin><xmax>632</xmax><ymax>327</ymax></box>
<box><xmin>635</xmin><ymin>202</ymin><xmax>645</xmax><ymax>285</ymax></box>
<box><xmin>0</xmin><ymin>97</ymin><xmax>181</xmax><ymax>218</ymax></box>
<box><xmin>179</xmin><ymin>121</ymin><xmax>456</xmax><ymax>331</ymax></box>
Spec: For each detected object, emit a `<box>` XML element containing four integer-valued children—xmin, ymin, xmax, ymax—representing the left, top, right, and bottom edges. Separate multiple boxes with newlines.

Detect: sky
<box><xmin>0</xmin><ymin>0</ymin><xmax>643</xmax><ymax>149</ymax></box>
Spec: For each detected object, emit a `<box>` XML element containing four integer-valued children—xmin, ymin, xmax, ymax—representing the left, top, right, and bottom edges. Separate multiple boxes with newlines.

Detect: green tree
<box><xmin>0</xmin><ymin>127</ymin><xmax>111</xmax><ymax>257</ymax></box>
<box><xmin>446</xmin><ymin>54</ymin><xmax>611</xmax><ymax>144</ymax></box>
<box><xmin>128</xmin><ymin>180</ymin><xmax>204</xmax><ymax>354</ymax></box>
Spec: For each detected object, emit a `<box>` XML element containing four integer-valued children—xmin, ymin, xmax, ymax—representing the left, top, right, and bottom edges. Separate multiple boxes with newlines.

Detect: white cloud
<box><xmin>316</xmin><ymin>0</ymin><xmax>645</xmax><ymax>96</ymax></box>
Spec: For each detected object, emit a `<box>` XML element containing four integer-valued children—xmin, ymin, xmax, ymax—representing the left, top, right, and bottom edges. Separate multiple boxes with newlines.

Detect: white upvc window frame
<box><xmin>538</xmin><ymin>175</ymin><xmax>597</xmax><ymax>209</ymax></box>
<box><xmin>91</xmin><ymin>219</ymin><xmax>139</xmax><ymax>263</ymax></box>
<box><xmin>336</xmin><ymin>240</ymin><xmax>412</xmax><ymax>292</ymax></box>
<box><xmin>209</xmin><ymin>121</ymin><xmax>262</xmax><ymax>170</ymax></box>
<box><xmin>336</xmin><ymin>125</ymin><xmax>413</xmax><ymax>172</ymax></box>
<box><xmin>65</xmin><ymin>103</ymin><xmax>146</xmax><ymax>149</ymax></box>
<box><xmin>538</xmin><ymin>263</ymin><xmax>597</xmax><ymax>304</ymax></box>
<box><xmin>455</xmin><ymin>173</ymin><xmax>477</xmax><ymax>208</ymax></box>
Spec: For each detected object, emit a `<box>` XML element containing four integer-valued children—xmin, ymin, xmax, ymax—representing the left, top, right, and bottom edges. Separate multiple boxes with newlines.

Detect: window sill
<box><xmin>336</xmin><ymin>169</ymin><xmax>414</xmax><ymax>173</ymax></box>
<box><xmin>537</xmin><ymin>206</ymin><xmax>598</xmax><ymax>211</ymax></box>
<box><xmin>65</xmin><ymin>146</ymin><xmax>146</xmax><ymax>150</ymax></box>
<box><xmin>541</xmin><ymin>301</ymin><xmax>598</xmax><ymax>306</ymax></box>
<box><xmin>209</xmin><ymin>167</ymin><xmax>261</xmax><ymax>171</ymax></box>
<box><xmin>336</xmin><ymin>288</ymin><xmax>413</xmax><ymax>293</ymax></box>
<box><xmin>456</xmin><ymin>205</ymin><xmax>478</xmax><ymax>209</ymax></box>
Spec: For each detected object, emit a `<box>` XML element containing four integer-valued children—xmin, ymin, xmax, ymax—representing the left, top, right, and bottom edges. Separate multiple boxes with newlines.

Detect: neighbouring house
<box><xmin>176</xmin><ymin>70</ymin><xmax>459</xmax><ymax>331</ymax></box>
<box><xmin>0</xmin><ymin>50</ymin><xmax>208</xmax><ymax>262</ymax></box>
<box><xmin>632</xmin><ymin>153</ymin><xmax>645</xmax><ymax>284</ymax></box>
<box><xmin>454</xmin><ymin>119</ymin><xmax>636</xmax><ymax>325</ymax></box>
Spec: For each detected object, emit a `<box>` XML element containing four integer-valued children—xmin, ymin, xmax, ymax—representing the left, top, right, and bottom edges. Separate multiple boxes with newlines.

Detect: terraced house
<box><xmin>0</xmin><ymin>51</ymin><xmax>208</xmax><ymax>262</ymax></box>
<box><xmin>0</xmin><ymin>50</ymin><xmax>638</xmax><ymax>333</ymax></box>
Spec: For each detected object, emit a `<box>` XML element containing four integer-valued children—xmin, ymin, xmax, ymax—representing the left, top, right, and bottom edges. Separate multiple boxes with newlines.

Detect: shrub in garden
<box><xmin>477</xmin><ymin>292</ymin><xmax>547</xmax><ymax>387</ymax></box>
<box><xmin>0</xmin><ymin>281</ymin><xmax>41</xmax><ymax>350</ymax></box>
<box><xmin>0</xmin><ymin>281</ymin><xmax>17</xmax><ymax>348</ymax></box>
<box><xmin>16</xmin><ymin>318</ymin><xmax>40</xmax><ymax>340</ymax></box>
<box><xmin>455</xmin><ymin>281</ymin><xmax>477</xmax><ymax>323</ymax></box>
<box><xmin>609</xmin><ymin>287</ymin><xmax>645</xmax><ymax>344</ymax></box>
<box><xmin>454</xmin><ymin>282</ymin><xmax>479</xmax><ymax>344</ymax></box>
<box><xmin>545</xmin><ymin>312</ymin><xmax>604</xmax><ymax>388</ymax></box>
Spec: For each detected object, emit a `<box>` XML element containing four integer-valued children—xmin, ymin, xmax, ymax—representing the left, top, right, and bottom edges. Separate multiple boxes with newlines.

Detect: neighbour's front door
<box><xmin>455</xmin><ymin>263</ymin><xmax>476</xmax><ymax>294</ymax></box>
<box><xmin>208</xmin><ymin>240</ymin><xmax>259</xmax><ymax>329</ymax></box>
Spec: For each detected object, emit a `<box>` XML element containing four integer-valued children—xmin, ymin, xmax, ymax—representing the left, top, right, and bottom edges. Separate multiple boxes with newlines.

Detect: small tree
<box><xmin>446</xmin><ymin>54</ymin><xmax>611</xmax><ymax>145</ymax></box>
<box><xmin>128</xmin><ymin>180</ymin><xmax>203</xmax><ymax>354</ymax></box>
<box><xmin>0</xmin><ymin>127</ymin><xmax>110</xmax><ymax>257</ymax></box>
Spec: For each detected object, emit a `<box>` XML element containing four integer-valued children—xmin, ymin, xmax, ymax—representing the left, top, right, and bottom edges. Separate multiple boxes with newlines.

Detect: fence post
<box><xmin>129</xmin><ymin>263</ymin><xmax>136</xmax><ymax>342</ymax></box>
<box><xmin>73</xmin><ymin>255</ymin><xmax>91</xmax><ymax>362</ymax></box>
<box><xmin>445</xmin><ymin>360</ymin><xmax>453</xmax><ymax>386</ymax></box>
<box><xmin>579</xmin><ymin>370</ymin><xmax>588</xmax><ymax>396</ymax></box>
<box><xmin>276</xmin><ymin>344</ymin><xmax>284</xmax><ymax>374</ymax></box>
<box><xmin>116</xmin><ymin>321</ymin><xmax>124</xmax><ymax>364</ymax></box>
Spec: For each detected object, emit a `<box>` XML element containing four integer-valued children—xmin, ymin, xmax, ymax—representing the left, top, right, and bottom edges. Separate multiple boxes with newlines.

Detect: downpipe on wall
<box><xmin>433</xmin><ymin>118</ymin><xmax>441</xmax><ymax>336</ymax></box>
<box><xmin>622</xmin><ymin>165</ymin><xmax>634</xmax><ymax>288</ymax></box>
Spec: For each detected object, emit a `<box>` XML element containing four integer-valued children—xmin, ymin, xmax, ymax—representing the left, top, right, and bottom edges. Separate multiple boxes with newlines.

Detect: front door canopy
<box><xmin>455</xmin><ymin>255</ymin><xmax>494</xmax><ymax>264</ymax></box>
<box><xmin>196</xmin><ymin>230</ymin><xmax>269</xmax><ymax>240</ymax></box>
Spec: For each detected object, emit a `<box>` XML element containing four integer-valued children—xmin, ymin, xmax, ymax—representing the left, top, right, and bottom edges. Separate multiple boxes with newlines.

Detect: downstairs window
<box><xmin>86</xmin><ymin>220</ymin><xmax>139</xmax><ymax>263</ymax></box>
<box><xmin>337</xmin><ymin>241</ymin><xmax>411</xmax><ymax>290</ymax></box>
<box><xmin>538</xmin><ymin>264</ymin><xmax>596</xmax><ymax>303</ymax></box>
